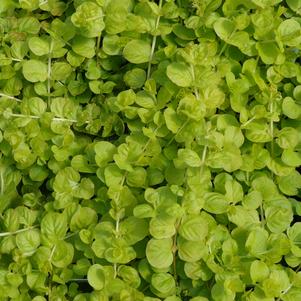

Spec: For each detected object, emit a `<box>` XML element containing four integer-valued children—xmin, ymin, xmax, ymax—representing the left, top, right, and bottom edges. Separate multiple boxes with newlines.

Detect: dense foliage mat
<box><xmin>0</xmin><ymin>0</ymin><xmax>301</xmax><ymax>300</ymax></box>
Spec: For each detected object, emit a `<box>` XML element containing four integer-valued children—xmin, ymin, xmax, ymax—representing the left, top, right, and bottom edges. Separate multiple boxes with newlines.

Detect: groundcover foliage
<box><xmin>0</xmin><ymin>0</ymin><xmax>301</xmax><ymax>300</ymax></box>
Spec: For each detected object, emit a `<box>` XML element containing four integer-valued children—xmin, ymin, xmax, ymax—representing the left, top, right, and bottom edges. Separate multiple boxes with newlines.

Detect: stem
<box><xmin>0</xmin><ymin>93</ymin><xmax>22</xmax><ymax>102</ymax></box>
<box><xmin>47</xmin><ymin>56</ymin><xmax>51</xmax><ymax>104</ymax></box>
<box><xmin>113</xmin><ymin>263</ymin><xmax>118</xmax><ymax>279</ymax></box>
<box><xmin>218</xmin><ymin>29</ymin><xmax>237</xmax><ymax>57</ymax></box>
<box><xmin>47</xmin><ymin>42</ymin><xmax>53</xmax><ymax>106</ymax></box>
<box><xmin>172</xmin><ymin>220</ymin><xmax>180</xmax><ymax>283</ymax></box>
<box><xmin>190</xmin><ymin>64</ymin><xmax>200</xmax><ymax>100</ymax></box>
<box><xmin>0</xmin><ymin>225</ymin><xmax>37</xmax><ymax>237</ymax></box>
<box><xmin>53</xmin><ymin>117</ymin><xmax>78</xmax><ymax>123</ymax></box>
<box><xmin>48</xmin><ymin>244</ymin><xmax>56</xmax><ymax>262</ymax></box>
<box><xmin>65</xmin><ymin>231</ymin><xmax>79</xmax><ymax>239</ymax></box>
<box><xmin>200</xmin><ymin>145</ymin><xmax>207</xmax><ymax>174</ymax></box>
<box><xmin>96</xmin><ymin>35</ymin><xmax>101</xmax><ymax>66</ymax></box>
<box><xmin>269</xmin><ymin>92</ymin><xmax>275</xmax><ymax>180</ymax></box>
<box><xmin>9</xmin><ymin>113</ymin><xmax>40</xmax><ymax>119</ymax></box>
<box><xmin>137</xmin><ymin>126</ymin><xmax>160</xmax><ymax>162</ymax></box>
<box><xmin>7</xmin><ymin>113</ymin><xmax>80</xmax><ymax>123</ymax></box>
<box><xmin>275</xmin><ymin>284</ymin><xmax>293</xmax><ymax>301</ymax></box>
<box><xmin>246</xmin><ymin>171</ymin><xmax>250</xmax><ymax>184</ymax></box>
<box><xmin>0</xmin><ymin>171</ymin><xmax>4</xmax><ymax>195</ymax></box>
<box><xmin>167</xmin><ymin>119</ymin><xmax>189</xmax><ymax>146</ymax></box>
<box><xmin>113</xmin><ymin>174</ymin><xmax>126</xmax><ymax>279</ymax></box>
<box><xmin>270</xmin><ymin>99</ymin><xmax>274</xmax><ymax>158</ymax></box>
<box><xmin>241</xmin><ymin>116</ymin><xmax>256</xmax><ymax>128</ymax></box>
<box><xmin>147</xmin><ymin>0</ymin><xmax>163</xmax><ymax>79</ymax></box>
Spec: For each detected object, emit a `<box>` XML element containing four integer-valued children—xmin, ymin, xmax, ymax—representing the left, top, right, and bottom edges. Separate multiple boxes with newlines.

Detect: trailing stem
<box><xmin>147</xmin><ymin>0</ymin><xmax>163</xmax><ymax>79</ymax></box>
<box><xmin>6</xmin><ymin>112</ymin><xmax>84</xmax><ymax>124</ymax></box>
<box><xmin>269</xmin><ymin>98</ymin><xmax>274</xmax><ymax>159</ymax></box>
<box><xmin>0</xmin><ymin>170</ymin><xmax>4</xmax><ymax>195</ymax></box>
<box><xmin>0</xmin><ymin>225</ymin><xmax>38</xmax><ymax>237</ymax></box>
<box><xmin>47</xmin><ymin>42</ymin><xmax>53</xmax><ymax>106</ymax></box>
<box><xmin>200</xmin><ymin>144</ymin><xmax>207</xmax><ymax>175</ymax></box>
<box><xmin>167</xmin><ymin>119</ymin><xmax>189</xmax><ymax>146</ymax></box>
<box><xmin>96</xmin><ymin>35</ymin><xmax>101</xmax><ymax>65</ymax></box>
<box><xmin>172</xmin><ymin>220</ymin><xmax>180</xmax><ymax>283</ymax></box>
<box><xmin>113</xmin><ymin>174</ymin><xmax>126</xmax><ymax>278</ymax></box>
<box><xmin>190</xmin><ymin>64</ymin><xmax>200</xmax><ymax>100</ymax></box>
<box><xmin>0</xmin><ymin>93</ymin><xmax>22</xmax><ymax>102</ymax></box>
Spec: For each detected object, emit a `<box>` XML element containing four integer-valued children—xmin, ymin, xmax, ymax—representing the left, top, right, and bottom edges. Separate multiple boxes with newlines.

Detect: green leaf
<box><xmin>203</xmin><ymin>192</ymin><xmax>228</xmax><ymax>214</ymax></box>
<box><xmin>277</xmin><ymin>19</ymin><xmax>301</xmax><ymax>46</ymax></box>
<box><xmin>124</xmin><ymin>68</ymin><xmax>146</xmax><ymax>89</ymax></box>
<box><xmin>19</xmin><ymin>0</ymin><xmax>39</xmax><ymax>10</ymax></box>
<box><xmin>95</xmin><ymin>142</ymin><xmax>117</xmax><ymax>167</ymax></box>
<box><xmin>151</xmin><ymin>273</ymin><xmax>176</xmax><ymax>298</ymax></box>
<box><xmin>72</xmin><ymin>36</ymin><xmax>96</xmax><ymax>58</ymax></box>
<box><xmin>146</xmin><ymin>238</ymin><xmax>173</xmax><ymax>269</ymax></box>
<box><xmin>256</xmin><ymin>42</ymin><xmax>281</xmax><ymax>65</ymax></box>
<box><xmin>242</xmin><ymin>191</ymin><xmax>263</xmax><ymax>210</ymax></box>
<box><xmin>265</xmin><ymin>203</ymin><xmax>293</xmax><ymax>233</ymax></box>
<box><xmin>286</xmin><ymin>0</ymin><xmax>301</xmax><ymax>13</ymax></box>
<box><xmin>71</xmin><ymin>2</ymin><xmax>105</xmax><ymax>38</ymax></box>
<box><xmin>28</xmin><ymin>37</ymin><xmax>49</xmax><ymax>56</ymax></box>
<box><xmin>16</xmin><ymin>229</ymin><xmax>40</xmax><ymax>255</ymax></box>
<box><xmin>120</xmin><ymin>216</ymin><xmax>149</xmax><ymax>245</ymax></box>
<box><xmin>52</xmin><ymin>241</ymin><xmax>74</xmax><ymax>268</ymax></box>
<box><xmin>179</xmin><ymin>214</ymin><xmax>208</xmax><ymax>241</ymax></box>
<box><xmin>246</xmin><ymin>227</ymin><xmax>268</xmax><ymax>256</ymax></box>
<box><xmin>250</xmin><ymin>260</ymin><xmax>269</xmax><ymax>283</ymax></box>
<box><xmin>177</xmin><ymin>148</ymin><xmax>202</xmax><ymax>167</ymax></box>
<box><xmin>22</xmin><ymin>60</ymin><xmax>48</xmax><ymax>82</ymax></box>
<box><xmin>166</xmin><ymin>62</ymin><xmax>193</xmax><ymax>87</ymax></box>
<box><xmin>282</xmin><ymin>97</ymin><xmax>301</xmax><ymax>119</ymax></box>
<box><xmin>51</xmin><ymin>62</ymin><xmax>72</xmax><ymax>81</ymax></box>
<box><xmin>123</xmin><ymin>40</ymin><xmax>151</xmax><ymax>64</ymax></box>
<box><xmin>70</xmin><ymin>206</ymin><xmax>98</xmax><ymax>231</ymax></box>
<box><xmin>178</xmin><ymin>237</ymin><xmax>206</xmax><ymax>262</ymax></box>
<box><xmin>118</xmin><ymin>265</ymin><xmax>141</xmax><ymax>288</ymax></box>
<box><xmin>225</xmin><ymin>179</ymin><xmax>244</xmax><ymax>204</ymax></box>
<box><xmin>150</xmin><ymin>215</ymin><xmax>176</xmax><ymax>239</ymax></box>
<box><xmin>87</xmin><ymin>264</ymin><xmax>106</xmax><ymax>290</ymax></box>
<box><xmin>277</xmin><ymin>170</ymin><xmax>301</xmax><ymax>196</ymax></box>
<box><xmin>214</xmin><ymin>18</ymin><xmax>236</xmax><ymax>41</ymax></box>
<box><xmin>40</xmin><ymin>212</ymin><xmax>67</xmax><ymax>245</ymax></box>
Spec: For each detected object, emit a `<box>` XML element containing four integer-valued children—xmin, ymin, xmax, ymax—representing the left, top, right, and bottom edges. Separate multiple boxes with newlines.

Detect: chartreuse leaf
<box><xmin>146</xmin><ymin>238</ymin><xmax>173</xmax><ymax>269</ymax></box>
<box><xmin>177</xmin><ymin>148</ymin><xmax>202</xmax><ymax>167</ymax></box>
<box><xmin>94</xmin><ymin>141</ymin><xmax>117</xmax><ymax>167</ymax></box>
<box><xmin>250</xmin><ymin>260</ymin><xmax>269</xmax><ymax>283</ymax></box>
<box><xmin>151</xmin><ymin>273</ymin><xmax>176</xmax><ymax>298</ymax></box>
<box><xmin>16</xmin><ymin>229</ymin><xmax>40</xmax><ymax>255</ymax></box>
<box><xmin>286</xmin><ymin>0</ymin><xmax>301</xmax><ymax>13</ymax></box>
<box><xmin>123</xmin><ymin>40</ymin><xmax>152</xmax><ymax>64</ymax></box>
<box><xmin>22</xmin><ymin>60</ymin><xmax>48</xmax><ymax>82</ymax></box>
<box><xmin>71</xmin><ymin>2</ymin><xmax>105</xmax><ymax>38</ymax></box>
<box><xmin>28</xmin><ymin>37</ymin><xmax>49</xmax><ymax>56</ymax></box>
<box><xmin>87</xmin><ymin>264</ymin><xmax>106</xmax><ymax>290</ymax></box>
<box><xmin>150</xmin><ymin>215</ymin><xmax>176</xmax><ymax>239</ymax></box>
<box><xmin>179</xmin><ymin>214</ymin><xmax>208</xmax><ymax>241</ymax></box>
<box><xmin>166</xmin><ymin>62</ymin><xmax>193</xmax><ymax>87</ymax></box>
<box><xmin>52</xmin><ymin>240</ymin><xmax>74</xmax><ymax>268</ymax></box>
<box><xmin>40</xmin><ymin>212</ymin><xmax>67</xmax><ymax>245</ymax></box>
<box><xmin>203</xmin><ymin>192</ymin><xmax>229</xmax><ymax>214</ymax></box>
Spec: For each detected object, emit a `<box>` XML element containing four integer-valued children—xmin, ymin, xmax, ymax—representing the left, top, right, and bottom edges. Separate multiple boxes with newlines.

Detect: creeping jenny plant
<box><xmin>0</xmin><ymin>0</ymin><xmax>301</xmax><ymax>300</ymax></box>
